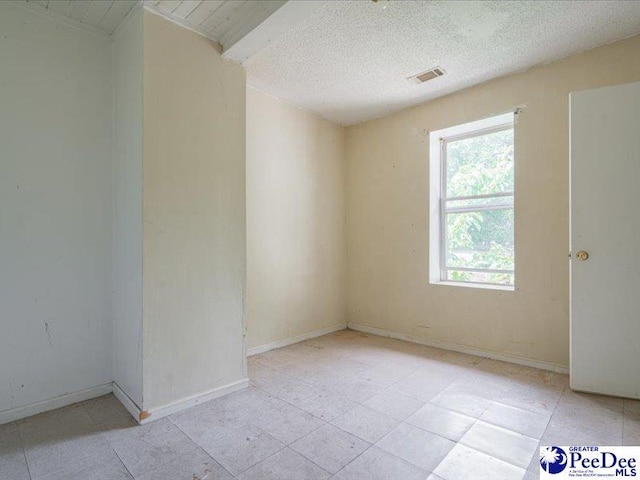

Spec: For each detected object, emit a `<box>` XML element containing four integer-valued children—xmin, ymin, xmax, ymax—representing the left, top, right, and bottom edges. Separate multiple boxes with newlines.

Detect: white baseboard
<box><xmin>137</xmin><ymin>378</ymin><xmax>249</xmax><ymax>424</ymax></box>
<box><xmin>112</xmin><ymin>382</ymin><xmax>142</xmax><ymax>423</ymax></box>
<box><xmin>0</xmin><ymin>378</ymin><xmax>249</xmax><ymax>426</ymax></box>
<box><xmin>0</xmin><ymin>383</ymin><xmax>113</xmax><ymax>426</ymax></box>
<box><xmin>248</xmin><ymin>323</ymin><xmax>348</xmax><ymax>356</ymax></box>
<box><xmin>348</xmin><ymin>322</ymin><xmax>569</xmax><ymax>374</ymax></box>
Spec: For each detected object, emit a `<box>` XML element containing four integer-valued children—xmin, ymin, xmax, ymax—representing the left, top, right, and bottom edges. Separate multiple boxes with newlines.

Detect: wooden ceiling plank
<box><xmin>82</xmin><ymin>0</ymin><xmax>114</xmax><ymax>27</ymax></box>
<box><xmin>201</xmin><ymin>0</ymin><xmax>247</xmax><ymax>33</ymax></box>
<box><xmin>185</xmin><ymin>0</ymin><xmax>224</xmax><ymax>25</ymax></box>
<box><xmin>45</xmin><ymin>0</ymin><xmax>71</xmax><ymax>16</ymax></box>
<box><xmin>100</xmin><ymin>0</ymin><xmax>137</xmax><ymax>34</ymax></box>
<box><xmin>219</xmin><ymin>0</ymin><xmax>284</xmax><ymax>46</ymax></box>
<box><xmin>173</xmin><ymin>0</ymin><xmax>203</xmax><ymax>19</ymax></box>
<box><xmin>157</xmin><ymin>0</ymin><xmax>183</xmax><ymax>14</ymax></box>
<box><xmin>68</xmin><ymin>0</ymin><xmax>92</xmax><ymax>21</ymax></box>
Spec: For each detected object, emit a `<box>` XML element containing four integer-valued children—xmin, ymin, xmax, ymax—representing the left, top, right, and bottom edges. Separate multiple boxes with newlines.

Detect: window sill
<box><xmin>431</xmin><ymin>280</ymin><xmax>515</xmax><ymax>292</ymax></box>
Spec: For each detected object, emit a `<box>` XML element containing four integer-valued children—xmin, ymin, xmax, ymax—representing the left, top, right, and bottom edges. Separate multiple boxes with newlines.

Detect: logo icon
<box><xmin>540</xmin><ymin>446</ymin><xmax>568</xmax><ymax>474</ymax></box>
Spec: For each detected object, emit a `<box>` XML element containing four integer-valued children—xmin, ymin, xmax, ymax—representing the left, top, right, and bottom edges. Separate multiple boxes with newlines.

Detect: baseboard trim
<box><xmin>0</xmin><ymin>377</ymin><xmax>250</xmax><ymax>426</ymax></box>
<box><xmin>348</xmin><ymin>323</ymin><xmax>569</xmax><ymax>374</ymax></box>
<box><xmin>137</xmin><ymin>378</ymin><xmax>249</xmax><ymax>424</ymax></box>
<box><xmin>248</xmin><ymin>323</ymin><xmax>348</xmax><ymax>356</ymax></box>
<box><xmin>112</xmin><ymin>382</ymin><xmax>143</xmax><ymax>424</ymax></box>
<box><xmin>0</xmin><ymin>383</ymin><xmax>113</xmax><ymax>426</ymax></box>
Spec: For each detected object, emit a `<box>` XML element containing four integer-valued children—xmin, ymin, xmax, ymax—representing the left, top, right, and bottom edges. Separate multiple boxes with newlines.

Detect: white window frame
<box><xmin>429</xmin><ymin>112</ymin><xmax>515</xmax><ymax>291</ymax></box>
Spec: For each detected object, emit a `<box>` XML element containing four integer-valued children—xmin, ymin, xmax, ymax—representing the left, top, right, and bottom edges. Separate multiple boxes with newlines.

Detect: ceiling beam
<box><xmin>222</xmin><ymin>0</ymin><xmax>326</xmax><ymax>64</ymax></box>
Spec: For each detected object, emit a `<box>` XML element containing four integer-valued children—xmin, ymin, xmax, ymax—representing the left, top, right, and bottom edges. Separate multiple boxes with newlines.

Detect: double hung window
<box><xmin>429</xmin><ymin>113</ymin><xmax>515</xmax><ymax>289</ymax></box>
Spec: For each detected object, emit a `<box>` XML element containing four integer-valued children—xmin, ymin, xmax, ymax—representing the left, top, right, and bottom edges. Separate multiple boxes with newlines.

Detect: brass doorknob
<box><xmin>576</xmin><ymin>250</ymin><xmax>589</xmax><ymax>261</ymax></box>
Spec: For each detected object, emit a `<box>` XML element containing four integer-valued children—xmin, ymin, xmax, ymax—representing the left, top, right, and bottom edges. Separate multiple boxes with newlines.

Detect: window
<box><xmin>429</xmin><ymin>112</ymin><xmax>515</xmax><ymax>289</ymax></box>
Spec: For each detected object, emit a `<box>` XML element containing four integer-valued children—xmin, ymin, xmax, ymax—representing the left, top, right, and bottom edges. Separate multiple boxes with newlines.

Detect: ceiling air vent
<box><xmin>408</xmin><ymin>67</ymin><xmax>445</xmax><ymax>84</ymax></box>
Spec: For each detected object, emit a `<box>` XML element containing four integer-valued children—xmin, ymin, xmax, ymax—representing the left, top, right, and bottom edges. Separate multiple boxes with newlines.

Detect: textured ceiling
<box><xmin>245</xmin><ymin>0</ymin><xmax>640</xmax><ymax>126</ymax></box>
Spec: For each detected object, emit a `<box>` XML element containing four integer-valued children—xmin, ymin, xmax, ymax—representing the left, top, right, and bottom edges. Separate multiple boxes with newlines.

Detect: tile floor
<box><xmin>2</xmin><ymin>329</ymin><xmax>639</xmax><ymax>479</ymax></box>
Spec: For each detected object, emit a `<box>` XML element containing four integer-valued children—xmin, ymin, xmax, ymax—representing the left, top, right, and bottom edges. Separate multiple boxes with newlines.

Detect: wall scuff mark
<box><xmin>44</xmin><ymin>321</ymin><xmax>52</xmax><ymax>346</ymax></box>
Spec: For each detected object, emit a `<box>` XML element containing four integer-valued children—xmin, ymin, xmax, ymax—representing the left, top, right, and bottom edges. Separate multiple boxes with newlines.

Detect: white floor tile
<box><xmin>290</xmin><ymin>424</ymin><xmax>370</xmax><ymax>474</ymax></box>
<box><xmin>459</xmin><ymin>421</ymin><xmax>539</xmax><ymax>469</ymax></box>
<box><xmin>36</xmin><ymin>459</ymin><xmax>132</xmax><ymax>480</ymax></box>
<box><xmin>430</xmin><ymin>390</ymin><xmax>492</xmax><ymax>418</ymax></box>
<box><xmin>498</xmin><ymin>381</ymin><xmax>564</xmax><ymax>415</ymax></box>
<box><xmin>135</xmin><ymin>447</ymin><xmax>232</xmax><ymax>480</ymax></box>
<box><xmin>363</xmin><ymin>390</ymin><xmax>424</xmax><ymax>421</ymax></box>
<box><xmin>171</xmin><ymin>413</ymin><xmax>284</xmax><ymax>475</ymax></box>
<box><xmin>245</xmin><ymin>396</ymin><xmax>326</xmax><ymax>444</ymax></box>
<box><xmin>407</xmin><ymin>403</ymin><xmax>476</xmax><ymax>441</ymax></box>
<box><xmin>82</xmin><ymin>394</ymin><xmax>138</xmax><ymax>430</ymax></box>
<box><xmin>332</xmin><ymin>446</ymin><xmax>428</xmax><ymax>480</ymax></box>
<box><xmin>26</xmin><ymin>435</ymin><xmax>130</xmax><ymax>480</ymax></box>
<box><xmin>388</xmin><ymin>370</ymin><xmax>453</xmax><ymax>402</ymax></box>
<box><xmin>542</xmin><ymin>390</ymin><xmax>624</xmax><ymax>445</ymax></box>
<box><xmin>10</xmin><ymin>330</ymin><xmax>632</xmax><ymax>480</ymax></box>
<box><xmin>376</xmin><ymin>422</ymin><xmax>456</xmax><ymax>471</ymax></box>
<box><xmin>357</xmin><ymin>362</ymin><xmax>417</xmax><ymax>387</ymax></box>
<box><xmin>251</xmin><ymin>368</ymin><xmax>322</xmax><ymax>404</ymax></box>
<box><xmin>0</xmin><ymin>423</ymin><xmax>31</xmax><ymax>480</ymax></box>
<box><xmin>235</xmin><ymin>448</ymin><xmax>330</xmax><ymax>480</ymax></box>
<box><xmin>326</xmin><ymin>376</ymin><xmax>384</xmax><ymax>403</ymax></box>
<box><xmin>331</xmin><ymin>405</ymin><xmax>400</xmax><ymax>443</ymax></box>
<box><xmin>288</xmin><ymin>388</ymin><xmax>358</xmax><ymax>422</ymax></box>
<box><xmin>434</xmin><ymin>443</ymin><xmax>526</xmax><ymax>480</ymax></box>
<box><xmin>18</xmin><ymin>404</ymin><xmax>123</xmax><ymax>480</ymax></box>
<box><xmin>480</xmin><ymin>402</ymin><xmax>551</xmax><ymax>439</ymax></box>
<box><xmin>106</xmin><ymin>418</ymin><xmax>199</xmax><ymax>477</ymax></box>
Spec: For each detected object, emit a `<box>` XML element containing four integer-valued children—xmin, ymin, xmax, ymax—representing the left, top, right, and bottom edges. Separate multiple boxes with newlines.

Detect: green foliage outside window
<box><xmin>444</xmin><ymin>128</ymin><xmax>514</xmax><ymax>286</ymax></box>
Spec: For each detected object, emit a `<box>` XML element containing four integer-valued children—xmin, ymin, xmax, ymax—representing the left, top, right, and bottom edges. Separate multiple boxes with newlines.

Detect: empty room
<box><xmin>1</xmin><ymin>0</ymin><xmax>640</xmax><ymax>479</ymax></box>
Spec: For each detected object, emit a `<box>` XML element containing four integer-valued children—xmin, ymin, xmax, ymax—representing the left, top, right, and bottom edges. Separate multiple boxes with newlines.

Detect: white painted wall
<box><xmin>246</xmin><ymin>87</ymin><xmax>347</xmax><ymax>352</ymax></box>
<box><xmin>142</xmin><ymin>11</ymin><xmax>247</xmax><ymax>414</ymax></box>
<box><xmin>0</xmin><ymin>3</ymin><xmax>113</xmax><ymax>413</ymax></box>
<box><xmin>112</xmin><ymin>7</ymin><xmax>144</xmax><ymax>408</ymax></box>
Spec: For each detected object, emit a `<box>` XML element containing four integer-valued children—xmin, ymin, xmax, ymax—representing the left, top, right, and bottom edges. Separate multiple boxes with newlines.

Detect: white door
<box><xmin>570</xmin><ymin>81</ymin><xmax>640</xmax><ymax>399</ymax></box>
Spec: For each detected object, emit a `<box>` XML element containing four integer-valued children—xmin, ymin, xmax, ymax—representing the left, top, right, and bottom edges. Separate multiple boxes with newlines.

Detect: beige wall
<box><xmin>143</xmin><ymin>12</ymin><xmax>246</xmax><ymax>411</ymax></box>
<box><xmin>345</xmin><ymin>34</ymin><xmax>640</xmax><ymax>369</ymax></box>
<box><xmin>247</xmin><ymin>87</ymin><xmax>347</xmax><ymax>350</ymax></box>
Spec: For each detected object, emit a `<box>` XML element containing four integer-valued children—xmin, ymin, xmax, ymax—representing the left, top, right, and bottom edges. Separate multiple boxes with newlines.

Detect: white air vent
<box><xmin>408</xmin><ymin>67</ymin><xmax>446</xmax><ymax>84</ymax></box>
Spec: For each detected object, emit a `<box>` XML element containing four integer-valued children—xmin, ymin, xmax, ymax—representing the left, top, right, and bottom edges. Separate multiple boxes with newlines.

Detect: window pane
<box><xmin>445</xmin><ymin>270</ymin><xmax>514</xmax><ymax>286</ymax></box>
<box><xmin>446</xmin><ymin>194</ymin><xmax>513</xmax><ymax>211</ymax></box>
<box><xmin>445</xmin><ymin>209</ymin><xmax>514</xmax><ymax>271</ymax></box>
<box><xmin>446</xmin><ymin>128</ymin><xmax>514</xmax><ymax>198</ymax></box>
